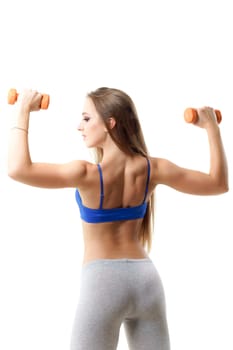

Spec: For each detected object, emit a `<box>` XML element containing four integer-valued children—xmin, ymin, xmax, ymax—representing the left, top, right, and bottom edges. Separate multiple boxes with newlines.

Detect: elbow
<box><xmin>222</xmin><ymin>183</ymin><xmax>229</xmax><ymax>194</ymax></box>
<box><xmin>8</xmin><ymin>164</ymin><xmax>25</xmax><ymax>182</ymax></box>
<box><xmin>215</xmin><ymin>179</ymin><xmax>229</xmax><ymax>195</ymax></box>
<box><xmin>218</xmin><ymin>185</ymin><xmax>229</xmax><ymax>195</ymax></box>
<box><xmin>221</xmin><ymin>174</ymin><xmax>229</xmax><ymax>194</ymax></box>
<box><xmin>8</xmin><ymin>160</ymin><xmax>33</xmax><ymax>183</ymax></box>
<box><xmin>8</xmin><ymin>168</ymin><xmax>19</xmax><ymax>181</ymax></box>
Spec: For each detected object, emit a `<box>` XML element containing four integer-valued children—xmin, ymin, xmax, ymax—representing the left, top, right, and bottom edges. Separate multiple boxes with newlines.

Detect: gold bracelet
<box><xmin>11</xmin><ymin>127</ymin><xmax>28</xmax><ymax>134</ymax></box>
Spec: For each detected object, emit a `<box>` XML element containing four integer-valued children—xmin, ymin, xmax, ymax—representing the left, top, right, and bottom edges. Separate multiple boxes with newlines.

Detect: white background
<box><xmin>0</xmin><ymin>0</ymin><xmax>232</xmax><ymax>349</ymax></box>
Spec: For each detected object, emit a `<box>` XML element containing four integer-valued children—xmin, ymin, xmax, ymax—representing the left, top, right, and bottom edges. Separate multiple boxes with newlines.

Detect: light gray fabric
<box><xmin>70</xmin><ymin>258</ymin><xmax>170</xmax><ymax>350</ymax></box>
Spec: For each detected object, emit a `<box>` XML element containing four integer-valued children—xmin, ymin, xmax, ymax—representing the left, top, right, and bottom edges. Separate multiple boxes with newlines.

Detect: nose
<box><xmin>77</xmin><ymin>120</ymin><xmax>83</xmax><ymax>131</ymax></box>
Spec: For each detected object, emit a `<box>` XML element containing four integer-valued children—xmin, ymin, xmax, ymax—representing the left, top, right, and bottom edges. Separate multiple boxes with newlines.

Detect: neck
<box><xmin>100</xmin><ymin>137</ymin><xmax>127</xmax><ymax>164</ymax></box>
<box><xmin>103</xmin><ymin>146</ymin><xmax>126</xmax><ymax>164</ymax></box>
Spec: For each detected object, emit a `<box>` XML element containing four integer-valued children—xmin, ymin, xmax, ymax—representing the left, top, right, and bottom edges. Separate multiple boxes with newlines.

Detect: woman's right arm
<box><xmin>8</xmin><ymin>89</ymin><xmax>86</xmax><ymax>189</ymax></box>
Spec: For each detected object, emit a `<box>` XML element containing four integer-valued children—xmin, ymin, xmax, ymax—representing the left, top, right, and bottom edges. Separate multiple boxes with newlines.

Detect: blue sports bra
<box><xmin>75</xmin><ymin>158</ymin><xmax>150</xmax><ymax>223</ymax></box>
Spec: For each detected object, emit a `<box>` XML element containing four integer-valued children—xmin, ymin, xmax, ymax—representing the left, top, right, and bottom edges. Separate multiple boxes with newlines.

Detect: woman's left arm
<box><xmin>153</xmin><ymin>107</ymin><xmax>229</xmax><ymax>195</ymax></box>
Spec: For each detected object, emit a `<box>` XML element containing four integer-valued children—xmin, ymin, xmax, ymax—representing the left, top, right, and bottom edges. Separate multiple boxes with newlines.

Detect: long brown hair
<box><xmin>87</xmin><ymin>87</ymin><xmax>154</xmax><ymax>252</ymax></box>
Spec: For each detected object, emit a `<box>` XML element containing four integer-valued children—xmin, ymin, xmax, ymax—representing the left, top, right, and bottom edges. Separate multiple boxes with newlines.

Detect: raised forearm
<box><xmin>8</xmin><ymin>106</ymin><xmax>32</xmax><ymax>178</ymax></box>
<box><xmin>206</xmin><ymin>124</ymin><xmax>228</xmax><ymax>192</ymax></box>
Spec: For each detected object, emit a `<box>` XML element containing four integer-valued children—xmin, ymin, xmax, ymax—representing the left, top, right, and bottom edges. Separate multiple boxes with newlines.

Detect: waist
<box><xmin>82</xmin><ymin>257</ymin><xmax>152</xmax><ymax>270</ymax></box>
<box><xmin>82</xmin><ymin>240</ymin><xmax>148</xmax><ymax>265</ymax></box>
<box><xmin>81</xmin><ymin>222</ymin><xmax>148</xmax><ymax>264</ymax></box>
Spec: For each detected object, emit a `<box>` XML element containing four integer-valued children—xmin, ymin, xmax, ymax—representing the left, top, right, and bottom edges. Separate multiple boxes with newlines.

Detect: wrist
<box><xmin>11</xmin><ymin>126</ymin><xmax>28</xmax><ymax>134</ymax></box>
<box><xmin>205</xmin><ymin>123</ymin><xmax>221</xmax><ymax>139</ymax></box>
<box><xmin>205</xmin><ymin>120</ymin><xmax>220</xmax><ymax>133</ymax></box>
<box><xmin>13</xmin><ymin>106</ymin><xmax>30</xmax><ymax>129</ymax></box>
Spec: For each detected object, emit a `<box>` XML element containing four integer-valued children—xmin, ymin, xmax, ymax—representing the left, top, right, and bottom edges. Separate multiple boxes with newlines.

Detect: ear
<box><xmin>107</xmin><ymin>117</ymin><xmax>116</xmax><ymax>130</ymax></box>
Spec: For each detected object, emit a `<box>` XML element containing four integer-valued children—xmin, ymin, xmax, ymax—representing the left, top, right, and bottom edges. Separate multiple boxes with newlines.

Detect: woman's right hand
<box><xmin>16</xmin><ymin>89</ymin><xmax>43</xmax><ymax>112</ymax></box>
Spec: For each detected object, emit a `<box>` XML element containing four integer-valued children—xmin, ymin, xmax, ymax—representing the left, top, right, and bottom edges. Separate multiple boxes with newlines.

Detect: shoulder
<box><xmin>148</xmin><ymin>157</ymin><xmax>175</xmax><ymax>185</ymax></box>
<box><xmin>69</xmin><ymin>159</ymin><xmax>98</xmax><ymax>188</ymax></box>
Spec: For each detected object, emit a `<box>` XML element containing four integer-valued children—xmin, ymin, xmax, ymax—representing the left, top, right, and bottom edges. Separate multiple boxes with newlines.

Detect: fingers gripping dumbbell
<box><xmin>8</xmin><ymin>88</ymin><xmax>50</xmax><ymax>109</ymax></box>
<box><xmin>184</xmin><ymin>108</ymin><xmax>222</xmax><ymax>124</ymax></box>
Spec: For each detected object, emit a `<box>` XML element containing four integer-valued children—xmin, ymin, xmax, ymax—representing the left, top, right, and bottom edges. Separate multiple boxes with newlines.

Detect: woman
<box><xmin>8</xmin><ymin>87</ymin><xmax>228</xmax><ymax>350</ymax></box>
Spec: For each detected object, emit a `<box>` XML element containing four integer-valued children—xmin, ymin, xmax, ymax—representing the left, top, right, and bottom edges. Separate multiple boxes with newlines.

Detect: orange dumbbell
<box><xmin>8</xmin><ymin>88</ymin><xmax>50</xmax><ymax>110</ymax></box>
<box><xmin>184</xmin><ymin>108</ymin><xmax>222</xmax><ymax>124</ymax></box>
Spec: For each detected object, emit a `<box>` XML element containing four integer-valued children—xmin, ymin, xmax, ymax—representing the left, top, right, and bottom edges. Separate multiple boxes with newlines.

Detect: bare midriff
<box><xmin>81</xmin><ymin>219</ymin><xmax>149</xmax><ymax>265</ymax></box>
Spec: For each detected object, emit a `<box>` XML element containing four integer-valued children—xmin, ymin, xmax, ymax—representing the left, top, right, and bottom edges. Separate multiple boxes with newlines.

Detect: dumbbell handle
<box><xmin>8</xmin><ymin>88</ymin><xmax>50</xmax><ymax>110</ymax></box>
<box><xmin>184</xmin><ymin>108</ymin><xmax>222</xmax><ymax>124</ymax></box>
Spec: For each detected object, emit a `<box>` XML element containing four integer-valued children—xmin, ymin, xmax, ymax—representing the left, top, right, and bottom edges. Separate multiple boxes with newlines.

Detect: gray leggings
<box><xmin>70</xmin><ymin>258</ymin><xmax>170</xmax><ymax>350</ymax></box>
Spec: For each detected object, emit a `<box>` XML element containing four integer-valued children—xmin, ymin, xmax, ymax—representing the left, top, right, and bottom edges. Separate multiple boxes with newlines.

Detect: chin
<box><xmin>86</xmin><ymin>140</ymin><xmax>102</xmax><ymax>148</ymax></box>
<box><xmin>85</xmin><ymin>142</ymin><xmax>96</xmax><ymax>148</ymax></box>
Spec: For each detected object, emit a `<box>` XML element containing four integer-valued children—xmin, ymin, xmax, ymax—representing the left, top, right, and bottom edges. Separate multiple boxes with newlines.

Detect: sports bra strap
<box><xmin>142</xmin><ymin>158</ymin><xmax>150</xmax><ymax>203</ymax></box>
<box><xmin>97</xmin><ymin>163</ymin><xmax>104</xmax><ymax>209</ymax></box>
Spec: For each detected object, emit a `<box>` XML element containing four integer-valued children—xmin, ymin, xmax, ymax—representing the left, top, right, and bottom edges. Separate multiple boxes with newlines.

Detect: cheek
<box><xmin>89</xmin><ymin>121</ymin><xmax>105</xmax><ymax>134</ymax></box>
<box><xmin>90</xmin><ymin>124</ymin><xmax>107</xmax><ymax>143</ymax></box>
<box><xmin>85</xmin><ymin>123</ymin><xmax>106</xmax><ymax>143</ymax></box>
